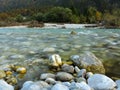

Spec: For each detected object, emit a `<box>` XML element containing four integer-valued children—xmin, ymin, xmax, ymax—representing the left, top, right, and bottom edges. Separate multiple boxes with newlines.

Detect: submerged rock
<box><xmin>0</xmin><ymin>79</ymin><xmax>14</xmax><ymax>90</ymax></box>
<box><xmin>0</xmin><ymin>70</ymin><xmax>6</xmax><ymax>79</ymax></box>
<box><xmin>88</xmin><ymin>74</ymin><xmax>116</xmax><ymax>90</ymax></box>
<box><xmin>71</xmin><ymin>52</ymin><xmax>105</xmax><ymax>74</ymax></box>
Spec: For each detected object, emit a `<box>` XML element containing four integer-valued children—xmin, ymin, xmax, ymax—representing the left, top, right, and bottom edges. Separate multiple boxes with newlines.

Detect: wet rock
<box><xmin>40</xmin><ymin>73</ymin><xmax>55</xmax><ymax>80</ymax></box>
<box><xmin>45</xmin><ymin>78</ymin><xmax>56</xmax><ymax>85</ymax></box>
<box><xmin>0</xmin><ymin>70</ymin><xmax>6</xmax><ymax>79</ymax></box>
<box><xmin>61</xmin><ymin>64</ymin><xmax>74</xmax><ymax>73</ymax></box>
<box><xmin>74</xmin><ymin>66</ymin><xmax>80</xmax><ymax>73</ymax></box>
<box><xmin>71</xmin><ymin>52</ymin><xmax>105</xmax><ymax>74</ymax></box>
<box><xmin>16</xmin><ymin>67</ymin><xmax>27</xmax><ymax>74</ymax></box>
<box><xmin>88</xmin><ymin>74</ymin><xmax>116</xmax><ymax>90</ymax></box>
<box><xmin>56</xmin><ymin>72</ymin><xmax>74</xmax><ymax>81</ymax></box>
<box><xmin>51</xmin><ymin>83</ymin><xmax>69</xmax><ymax>90</ymax></box>
<box><xmin>0</xmin><ymin>79</ymin><xmax>14</xmax><ymax>90</ymax></box>
<box><xmin>43</xmin><ymin>47</ymin><xmax>56</xmax><ymax>53</ymax></box>
<box><xmin>77</xmin><ymin>69</ymin><xmax>86</xmax><ymax>78</ymax></box>
<box><xmin>49</xmin><ymin>54</ymin><xmax>62</xmax><ymax>67</ymax></box>
<box><xmin>70</xmin><ymin>55</ymin><xmax>80</xmax><ymax>65</ymax></box>
<box><xmin>70</xmin><ymin>82</ymin><xmax>91</xmax><ymax>90</ymax></box>
<box><xmin>70</xmin><ymin>31</ymin><xmax>77</xmax><ymax>35</ymax></box>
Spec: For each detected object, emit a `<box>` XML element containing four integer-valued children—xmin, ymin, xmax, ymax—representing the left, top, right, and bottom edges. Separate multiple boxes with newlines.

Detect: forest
<box><xmin>0</xmin><ymin>0</ymin><xmax>120</xmax><ymax>28</ymax></box>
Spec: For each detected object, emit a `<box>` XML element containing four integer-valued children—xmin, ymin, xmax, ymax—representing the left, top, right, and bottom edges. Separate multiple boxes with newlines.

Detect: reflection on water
<box><xmin>0</xmin><ymin>27</ymin><xmax>120</xmax><ymax>79</ymax></box>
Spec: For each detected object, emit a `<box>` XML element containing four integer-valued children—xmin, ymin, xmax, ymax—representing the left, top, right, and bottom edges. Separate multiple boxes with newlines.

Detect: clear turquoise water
<box><xmin>0</xmin><ymin>27</ymin><xmax>120</xmax><ymax>79</ymax></box>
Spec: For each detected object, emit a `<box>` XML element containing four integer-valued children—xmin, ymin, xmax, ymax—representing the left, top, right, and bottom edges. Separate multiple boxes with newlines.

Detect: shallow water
<box><xmin>0</xmin><ymin>27</ymin><xmax>120</xmax><ymax>79</ymax></box>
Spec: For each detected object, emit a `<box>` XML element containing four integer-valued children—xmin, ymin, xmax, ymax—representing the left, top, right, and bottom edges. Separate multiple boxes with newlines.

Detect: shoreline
<box><xmin>0</xmin><ymin>23</ymin><xmax>102</xmax><ymax>29</ymax></box>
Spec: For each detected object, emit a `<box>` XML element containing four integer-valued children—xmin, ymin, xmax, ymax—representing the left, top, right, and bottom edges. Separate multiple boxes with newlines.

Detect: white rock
<box><xmin>74</xmin><ymin>66</ymin><xmax>80</xmax><ymax>73</ymax></box>
<box><xmin>45</xmin><ymin>78</ymin><xmax>56</xmax><ymax>84</ymax></box>
<box><xmin>49</xmin><ymin>54</ymin><xmax>62</xmax><ymax>67</ymax></box>
<box><xmin>51</xmin><ymin>83</ymin><xmax>69</xmax><ymax>90</ymax></box>
<box><xmin>0</xmin><ymin>79</ymin><xmax>14</xmax><ymax>90</ymax></box>
<box><xmin>40</xmin><ymin>73</ymin><xmax>55</xmax><ymax>80</ymax></box>
<box><xmin>88</xmin><ymin>74</ymin><xmax>116</xmax><ymax>90</ymax></box>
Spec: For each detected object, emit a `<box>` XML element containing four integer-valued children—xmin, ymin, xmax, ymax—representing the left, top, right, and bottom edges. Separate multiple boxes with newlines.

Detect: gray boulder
<box><xmin>0</xmin><ymin>79</ymin><xmax>14</xmax><ymax>90</ymax></box>
<box><xmin>51</xmin><ymin>83</ymin><xmax>69</xmax><ymax>90</ymax></box>
<box><xmin>56</xmin><ymin>72</ymin><xmax>74</xmax><ymax>81</ymax></box>
<box><xmin>71</xmin><ymin>52</ymin><xmax>105</xmax><ymax>74</ymax></box>
<box><xmin>88</xmin><ymin>74</ymin><xmax>116</xmax><ymax>90</ymax></box>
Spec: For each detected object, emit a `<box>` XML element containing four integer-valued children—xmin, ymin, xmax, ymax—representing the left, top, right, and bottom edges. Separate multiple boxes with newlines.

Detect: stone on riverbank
<box><xmin>61</xmin><ymin>64</ymin><xmax>74</xmax><ymax>73</ymax></box>
<box><xmin>71</xmin><ymin>52</ymin><xmax>105</xmax><ymax>74</ymax></box>
<box><xmin>49</xmin><ymin>54</ymin><xmax>62</xmax><ymax>67</ymax></box>
<box><xmin>56</xmin><ymin>72</ymin><xmax>74</xmax><ymax>81</ymax></box>
<box><xmin>70</xmin><ymin>82</ymin><xmax>91</xmax><ymax>90</ymax></box>
<box><xmin>51</xmin><ymin>83</ymin><xmax>69</xmax><ymax>90</ymax></box>
<box><xmin>40</xmin><ymin>73</ymin><xmax>55</xmax><ymax>80</ymax></box>
<box><xmin>88</xmin><ymin>74</ymin><xmax>117</xmax><ymax>90</ymax></box>
<box><xmin>0</xmin><ymin>79</ymin><xmax>14</xmax><ymax>90</ymax></box>
<box><xmin>21</xmin><ymin>81</ymin><xmax>50</xmax><ymax>90</ymax></box>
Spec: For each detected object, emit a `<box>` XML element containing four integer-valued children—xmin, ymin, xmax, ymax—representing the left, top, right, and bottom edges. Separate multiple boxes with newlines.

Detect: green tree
<box><xmin>15</xmin><ymin>14</ymin><xmax>24</xmax><ymax>22</ymax></box>
<box><xmin>44</xmin><ymin>7</ymin><xmax>73</xmax><ymax>23</ymax></box>
<box><xmin>33</xmin><ymin>13</ymin><xmax>44</xmax><ymax>22</ymax></box>
<box><xmin>87</xmin><ymin>7</ymin><xmax>97</xmax><ymax>23</ymax></box>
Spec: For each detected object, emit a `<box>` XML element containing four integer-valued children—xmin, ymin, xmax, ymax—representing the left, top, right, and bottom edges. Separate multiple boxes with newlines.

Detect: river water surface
<box><xmin>0</xmin><ymin>27</ymin><xmax>120</xmax><ymax>79</ymax></box>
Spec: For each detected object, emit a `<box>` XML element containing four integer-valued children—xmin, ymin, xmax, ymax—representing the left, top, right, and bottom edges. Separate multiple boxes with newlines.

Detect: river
<box><xmin>0</xmin><ymin>27</ymin><xmax>120</xmax><ymax>79</ymax></box>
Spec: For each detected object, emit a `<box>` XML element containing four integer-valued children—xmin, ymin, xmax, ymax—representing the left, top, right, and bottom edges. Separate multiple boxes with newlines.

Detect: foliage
<box><xmin>15</xmin><ymin>14</ymin><xmax>24</xmax><ymax>22</ymax></box>
<box><xmin>44</xmin><ymin>7</ymin><xmax>73</xmax><ymax>23</ymax></box>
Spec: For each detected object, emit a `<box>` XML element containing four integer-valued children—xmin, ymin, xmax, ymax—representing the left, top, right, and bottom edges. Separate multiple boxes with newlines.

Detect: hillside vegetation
<box><xmin>0</xmin><ymin>0</ymin><xmax>120</xmax><ymax>27</ymax></box>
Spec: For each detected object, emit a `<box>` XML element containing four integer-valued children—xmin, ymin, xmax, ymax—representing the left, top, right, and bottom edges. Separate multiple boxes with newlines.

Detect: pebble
<box><xmin>49</xmin><ymin>54</ymin><xmax>62</xmax><ymax>67</ymax></box>
<box><xmin>86</xmin><ymin>72</ymin><xmax>93</xmax><ymax>78</ymax></box>
<box><xmin>16</xmin><ymin>67</ymin><xmax>27</xmax><ymax>74</ymax></box>
<box><xmin>74</xmin><ymin>66</ymin><xmax>80</xmax><ymax>73</ymax></box>
<box><xmin>88</xmin><ymin>74</ymin><xmax>117</xmax><ymax>90</ymax></box>
<box><xmin>40</xmin><ymin>73</ymin><xmax>55</xmax><ymax>80</ymax></box>
<box><xmin>45</xmin><ymin>78</ymin><xmax>56</xmax><ymax>85</ymax></box>
<box><xmin>56</xmin><ymin>72</ymin><xmax>74</xmax><ymax>81</ymax></box>
<box><xmin>77</xmin><ymin>69</ymin><xmax>86</xmax><ymax>78</ymax></box>
<box><xmin>61</xmin><ymin>64</ymin><xmax>74</xmax><ymax>73</ymax></box>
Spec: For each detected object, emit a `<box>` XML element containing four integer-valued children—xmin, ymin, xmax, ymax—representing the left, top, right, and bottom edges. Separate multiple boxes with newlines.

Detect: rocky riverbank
<box><xmin>0</xmin><ymin>52</ymin><xmax>120</xmax><ymax>90</ymax></box>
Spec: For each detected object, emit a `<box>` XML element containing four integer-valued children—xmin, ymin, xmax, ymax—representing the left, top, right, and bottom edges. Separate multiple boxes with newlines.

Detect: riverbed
<box><xmin>0</xmin><ymin>27</ymin><xmax>120</xmax><ymax>79</ymax></box>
